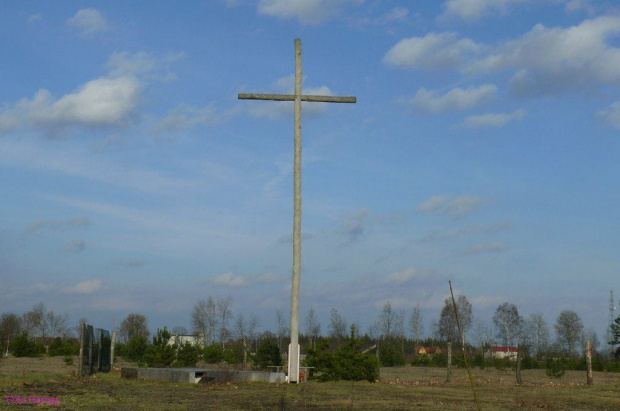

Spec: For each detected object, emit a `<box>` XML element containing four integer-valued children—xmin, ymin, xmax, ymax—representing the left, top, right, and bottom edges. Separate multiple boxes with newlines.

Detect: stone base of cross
<box><xmin>238</xmin><ymin>39</ymin><xmax>356</xmax><ymax>383</ymax></box>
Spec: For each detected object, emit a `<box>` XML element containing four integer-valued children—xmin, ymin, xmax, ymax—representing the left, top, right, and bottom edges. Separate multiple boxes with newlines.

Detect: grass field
<box><xmin>1</xmin><ymin>357</ymin><xmax>619</xmax><ymax>410</ymax></box>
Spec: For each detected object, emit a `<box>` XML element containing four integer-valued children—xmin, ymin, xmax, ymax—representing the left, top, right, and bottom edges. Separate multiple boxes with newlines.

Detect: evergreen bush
<box><xmin>10</xmin><ymin>332</ymin><xmax>45</xmax><ymax>357</ymax></box>
<box><xmin>143</xmin><ymin>328</ymin><xmax>176</xmax><ymax>367</ymax></box>
<box><xmin>305</xmin><ymin>326</ymin><xmax>378</xmax><ymax>382</ymax></box>
<box><xmin>203</xmin><ymin>343</ymin><xmax>225</xmax><ymax>364</ymax></box>
<box><xmin>252</xmin><ymin>339</ymin><xmax>282</xmax><ymax>370</ymax></box>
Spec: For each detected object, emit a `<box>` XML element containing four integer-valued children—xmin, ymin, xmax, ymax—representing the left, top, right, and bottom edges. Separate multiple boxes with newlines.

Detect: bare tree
<box><xmin>217</xmin><ymin>296</ymin><xmax>233</xmax><ymax>347</ymax></box>
<box><xmin>1</xmin><ymin>313</ymin><xmax>21</xmax><ymax>357</ymax></box>
<box><xmin>524</xmin><ymin>313</ymin><xmax>549</xmax><ymax>359</ymax></box>
<box><xmin>328</xmin><ymin>308</ymin><xmax>347</xmax><ymax>345</ymax></box>
<box><xmin>409</xmin><ymin>305</ymin><xmax>424</xmax><ymax>350</ymax></box>
<box><xmin>46</xmin><ymin>311</ymin><xmax>69</xmax><ymax>338</ymax></box>
<box><xmin>472</xmin><ymin>320</ymin><xmax>493</xmax><ymax>357</ymax></box>
<box><xmin>172</xmin><ymin>326</ymin><xmax>188</xmax><ymax>336</ymax></box>
<box><xmin>235</xmin><ymin>313</ymin><xmax>248</xmax><ymax>366</ymax></box>
<box><xmin>580</xmin><ymin>327</ymin><xmax>600</xmax><ymax>354</ymax></box>
<box><xmin>247</xmin><ymin>315</ymin><xmax>260</xmax><ymax>354</ymax></box>
<box><xmin>192</xmin><ymin>297</ymin><xmax>218</xmax><ymax>345</ymax></box>
<box><xmin>376</xmin><ymin>301</ymin><xmax>404</xmax><ymax>339</ymax></box>
<box><xmin>554</xmin><ymin>310</ymin><xmax>584</xmax><ymax>357</ymax></box>
<box><xmin>276</xmin><ymin>309</ymin><xmax>288</xmax><ymax>350</ymax></box>
<box><xmin>305</xmin><ymin>307</ymin><xmax>321</xmax><ymax>349</ymax></box>
<box><xmin>21</xmin><ymin>302</ymin><xmax>46</xmax><ymax>338</ymax></box>
<box><xmin>438</xmin><ymin>295</ymin><xmax>473</xmax><ymax>344</ymax></box>
<box><xmin>119</xmin><ymin>313</ymin><xmax>150</xmax><ymax>343</ymax></box>
<box><xmin>493</xmin><ymin>302</ymin><xmax>523</xmax><ymax>347</ymax></box>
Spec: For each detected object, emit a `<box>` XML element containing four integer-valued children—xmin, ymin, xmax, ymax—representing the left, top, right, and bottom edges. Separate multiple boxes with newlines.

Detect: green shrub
<box><xmin>379</xmin><ymin>342</ymin><xmax>406</xmax><ymax>367</ymax></box>
<box><xmin>175</xmin><ymin>342</ymin><xmax>200</xmax><ymax>367</ymax></box>
<box><xmin>63</xmin><ymin>355</ymin><xmax>74</xmax><ymax>365</ymax></box>
<box><xmin>114</xmin><ymin>342</ymin><xmax>125</xmax><ymax>357</ymax></box>
<box><xmin>124</xmin><ymin>334</ymin><xmax>148</xmax><ymax>363</ymax></box>
<box><xmin>143</xmin><ymin>328</ymin><xmax>176</xmax><ymax>367</ymax></box>
<box><xmin>10</xmin><ymin>332</ymin><xmax>45</xmax><ymax>357</ymax></box>
<box><xmin>305</xmin><ymin>326</ymin><xmax>378</xmax><ymax>382</ymax></box>
<box><xmin>411</xmin><ymin>355</ymin><xmax>431</xmax><ymax>367</ymax></box>
<box><xmin>430</xmin><ymin>353</ymin><xmax>448</xmax><ymax>367</ymax></box>
<box><xmin>471</xmin><ymin>353</ymin><xmax>485</xmax><ymax>369</ymax></box>
<box><xmin>48</xmin><ymin>338</ymin><xmax>79</xmax><ymax>356</ymax></box>
<box><xmin>492</xmin><ymin>358</ymin><xmax>509</xmax><ymax>371</ymax></box>
<box><xmin>223</xmin><ymin>342</ymin><xmax>244</xmax><ymax>364</ymax></box>
<box><xmin>520</xmin><ymin>356</ymin><xmax>539</xmax><ymax>370</ymax></box>
<box><xmin>204</xmin><ymin>343</ymin><xmax>225</xmax><ymax>364</ymax></box>
<box><xmin>252</xmin><ymin>339</ymin><xmax>282</xmax><ymax>370</ymax></box>
<box><xmin>545</xmin><ymin>359</ymin><xmax>566</xmax><ymax>379</ymax></box>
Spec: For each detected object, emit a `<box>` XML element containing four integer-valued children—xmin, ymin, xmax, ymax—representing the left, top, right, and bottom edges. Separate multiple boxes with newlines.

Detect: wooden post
<box><xmin>288</xmin><ymin>38</ymin><xmax>303</xmax><ymax>384</ymax></box>
<box><xmin>586</xmin><ymin>341</ymin><xmax>593</xmax><ymax>385</ymax></box>
<box><xmin>516</xmin><ymin>343</ymin><xmax>523</xmax><ymax>385</ymax></box>
<box><xmin>97</xmin><ymin>328</ymin><xmax>103</xmax><ymax>372</ymax></box>
<box><xmin>110</xmin><ymin>330</ymin><xmax>117</xmax><ymax>369</ymax></box>
<box><xmin>447</xmin><ymin>342</ymin><xmax>452</xmax><ymax>382</ymax></box>
<box><xmin>243</xmin><ymin>336</ymin><xmax>247</xmax><ymax>368</ymax></box>
<box><xmin>78</xmin><ymin>321</ymin><xmax>85</xmax><ymax>377</ymax></box>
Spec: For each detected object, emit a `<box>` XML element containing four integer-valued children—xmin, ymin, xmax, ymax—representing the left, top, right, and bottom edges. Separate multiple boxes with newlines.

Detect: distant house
<box><xmin>489</xmin><ymin>346</ymin><xmax>519</xmax><ymax>360</ymax></box>
<box><xmin>417</xmin><ymin>346</ymin><xmax>442</xmax><ymax>356</ymax></box>
<box><xmin>168</xmin><ymin>334</ymin><xmax>204</xmax><ymax>349</ymax></box>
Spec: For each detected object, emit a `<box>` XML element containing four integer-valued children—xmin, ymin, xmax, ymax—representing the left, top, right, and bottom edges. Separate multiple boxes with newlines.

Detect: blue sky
<box><xmin>1</xmin><ymin>0</ymin><xmax>619</xmax><ymax>342</ymax></box>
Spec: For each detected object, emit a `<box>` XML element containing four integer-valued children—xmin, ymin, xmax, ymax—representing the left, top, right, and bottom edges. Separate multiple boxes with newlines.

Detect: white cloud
<box><xmin>62</xmin><ymin>279</ymin><xmax>105</xmax><ymax>294</ymax></box>
<box><xmin>209</xmin><ymin>272</ymin><xmax>249</xmax><ymax>286</ymax></box>
<box><xmin>382</xmin><ymin>268</ymin><xmax>420</xmax><ymax>285</ymax></box>
<box><xmin>563</xmin><ymin>0</ymin><xmax>596</xmax><ymax>14</ymax></box>
<box><xmin>107</xmin><ymin>51</ymin><xmax>183</xmax><ymax>82</ymax></box>
<box><xmin>468</xmin><ymin>16</ymin><xmax>620</xmax><ymax>96</ymax></box>
<box><xmin>205</xmin><ymin>271</ymin><xmax>284</xmax><ymax>287</ymax></box>
<box><xmin>418</xmin><ymin>194</ymin><xmax>484</xmax><ymax>217</ymax></box>
<box><xmin>387</xmin><ymin>16</ymin><xmax>620</xmax><ymax>97</ymax></box>
<box><xmin>257</xmin><ymin>0</ymin><xmax>363</xmax><ymax>25</ymax></box>
<box><xmin>0</xmin><ymin>76</ymin><xmax>140</xmax><ymax>136</ymax></box>
<box><xmin>384</xmin><ymin>32</ymin><xmax>482</xmax><ymax>71</ymax></box>
<box><xmin>462</xmin><ymin>109</ymin><xmax>525</xmax><ymax>128</ymax></box>
<box><xmin>0</xmin><ymin>52</ymin><xmax>185</xmax><ymax>137</ymax></box>
<box><xmin>598</xmin><ymin>101</ymin><xmax>620</xmax><ymax>129</ymax></box>
<box><xmin>31</xmin><ymin>77</ymin><xmax>139</xmax><ymax>129</ymax></box>
<box><xmin>377</xmin><ymin>7</ymin><xmax>409</xmax><ymax>24</ymax></box>
<box><xmin>411</xmin><ymin>84</ymin><xmax>497</xmax><ymax>113</ymax></box>
<box><xmin>440</xmin><ymin>0</ymin><xmax>529</xmax><ymax>22</ymax></box>
<box><xmin>67</xmin><ymin>8</ymin><xmax>109</xmax><ymax>37</ymax></box>
<box><xmin>156</xmin><ymin>104</ymin><xmax>221</xmax><ymax>131</ymax></box>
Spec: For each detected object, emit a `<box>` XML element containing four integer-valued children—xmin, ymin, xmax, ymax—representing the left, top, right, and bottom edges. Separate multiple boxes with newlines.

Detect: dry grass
<box><xmin>1</xmin><ymin>357</ymin><xmax>619</xmax><ymax>410</ymax></box>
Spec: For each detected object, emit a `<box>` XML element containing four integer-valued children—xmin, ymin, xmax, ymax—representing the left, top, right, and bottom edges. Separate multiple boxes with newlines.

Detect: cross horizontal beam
<box><xmin>238</xmin><ymin>93</ymin><xmax>356</xmax><ymax>103</ymax></box>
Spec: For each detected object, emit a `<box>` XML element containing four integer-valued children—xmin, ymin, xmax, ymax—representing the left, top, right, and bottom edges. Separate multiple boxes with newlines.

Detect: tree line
<box><xmin>3</xmin><ymin>294</ymin><xmax>620</xmax><ymax>367</ymax></box>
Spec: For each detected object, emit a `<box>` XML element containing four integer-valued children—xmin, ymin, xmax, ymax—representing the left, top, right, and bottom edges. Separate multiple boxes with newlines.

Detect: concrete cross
<box><xmin>238</xmin><ymin>39</ymin><xmax>356</xmax><ymax>383</ymax></box>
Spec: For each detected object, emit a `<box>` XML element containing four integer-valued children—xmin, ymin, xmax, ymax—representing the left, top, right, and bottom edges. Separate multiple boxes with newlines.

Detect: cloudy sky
<box><xmin>1</xmin><ymin>0</ymin><xmax>619</xmax><ymax>341</ymax></box>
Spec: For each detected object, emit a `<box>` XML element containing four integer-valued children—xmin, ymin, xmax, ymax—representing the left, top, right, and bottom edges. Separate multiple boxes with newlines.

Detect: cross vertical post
<box><xmin>290</xmin><ymin>38</ymin><xmax>302</xmax><ymax>384</ymax></box>
<box><xmin>238</xmin><ymin>39</ymin><xmax>356</xmax><ymax>383</ymax></box>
